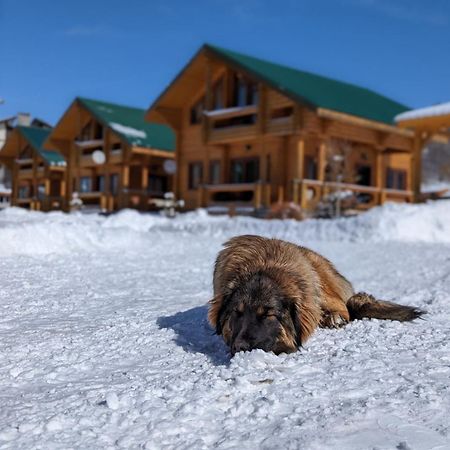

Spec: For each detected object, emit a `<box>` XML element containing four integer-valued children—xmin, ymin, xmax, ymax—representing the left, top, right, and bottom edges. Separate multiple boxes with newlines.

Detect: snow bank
<box><xmin>1</xmin><ymin>200</ymin><xmax>450</xmax><ymax>257</ymax></box>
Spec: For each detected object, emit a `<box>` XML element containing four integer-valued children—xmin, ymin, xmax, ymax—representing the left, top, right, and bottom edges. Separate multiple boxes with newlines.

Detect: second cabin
<box><xmin>0</xmin><ymin>125</ymin><xmax>66</xmax><ymax>211</ymax></box>
<box><xmin>45</xmin><ymin>97</ymin><xmax>176</xmax><ymax>212</ymax></box>
<box><xmin>146</xmin><ymin>44</ymin><xmax>418</xmax><ymax>213</ymax></box>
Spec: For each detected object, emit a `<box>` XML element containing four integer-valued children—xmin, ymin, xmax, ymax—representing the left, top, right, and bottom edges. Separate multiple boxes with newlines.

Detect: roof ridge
<box><xmin>77</xmin><ymin>97</ymin><xmax>147</xmax><ymax>114</ymax></box>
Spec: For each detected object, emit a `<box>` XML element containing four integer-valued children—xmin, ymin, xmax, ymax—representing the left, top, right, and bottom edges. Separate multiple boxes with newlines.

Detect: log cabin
<box><xmin>44</xmin><ymin>97</ymin><xmax>175</xmax><ymax>212</ymax></box>
<box><xmin>0</xmin><ymin>125</ymin><xmax>66</xmax><ymax>211</ymax></box>
<box><xmin>146</xmin><ymin>44</ymin><xmax>419</xmax><ymax>213</ymax></box>
<box><xmin>396</xmin><ymin>102</ymin><xmax>450</xmax><ymax>199</ymax></box>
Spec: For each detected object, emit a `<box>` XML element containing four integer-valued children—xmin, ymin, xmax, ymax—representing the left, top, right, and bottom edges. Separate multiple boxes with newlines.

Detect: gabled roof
<box><xmin>77</xmin><ymin>97</ymin><xmax>175</xmax><ymax>152</ymax></box>
<box><xmin>0</xmin><ymin>126</ymin><xmax>65</xmax><ymax>166</ymax></box>
<box><xmin>148</xmin><ymin>44</ymin><xmax>409</xmax><ymax>126</ymax></box>
<box><xmin>205</xmin><ymin>44</ymin><xmax>408</xmax><ymax>125</ymax></box>
<box><xmin>17</xmin><ymin>126</ymin><xmax>66</xmax><ymax>166</ymax></box>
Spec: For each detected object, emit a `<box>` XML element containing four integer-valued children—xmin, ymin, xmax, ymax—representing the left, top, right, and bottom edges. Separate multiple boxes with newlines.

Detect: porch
<box><xmin>193</xmin><ymin>178</ymin><xmax>413</xmax><ymax>216</ymax></box>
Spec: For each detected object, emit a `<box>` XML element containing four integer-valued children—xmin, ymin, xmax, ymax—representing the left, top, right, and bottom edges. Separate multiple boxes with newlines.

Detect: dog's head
<box><xmin>210</xmin><ymin>271</ymin><xmax>302</xmax><ymax>355</ymax></box>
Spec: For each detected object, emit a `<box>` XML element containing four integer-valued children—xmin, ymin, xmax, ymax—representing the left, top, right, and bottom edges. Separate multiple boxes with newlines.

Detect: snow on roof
<box><xmin>109</xmin><ymin>122</ymin><xmax>147</xmax><ymax>140</ymax></box>
<box><xmin>395</xmin><ymin>101</ymin><xmax>450</xmax><ymax>122</ymax></box>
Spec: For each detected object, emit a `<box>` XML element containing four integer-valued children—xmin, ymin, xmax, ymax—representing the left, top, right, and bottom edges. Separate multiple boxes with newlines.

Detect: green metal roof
<box><xmin>17</xmin><ymin>126</ymin><xmax>66</xmax><ymax>166</ymax></box>
<box><xmin>205</xmin><ymin>44</ymin><xmax>409</xmax><ymax>125</ymax></box>
<box><xmin>78</xmin><ymin>97</ymin><xmax>175</xmax><ymax>152</ymax></box>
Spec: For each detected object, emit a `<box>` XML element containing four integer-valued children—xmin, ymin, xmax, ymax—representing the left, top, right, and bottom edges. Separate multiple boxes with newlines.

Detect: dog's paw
<box><xmin>320</xmin><ymin>311</ymin><xmax>348</xmax><ymax>328</ymax></box>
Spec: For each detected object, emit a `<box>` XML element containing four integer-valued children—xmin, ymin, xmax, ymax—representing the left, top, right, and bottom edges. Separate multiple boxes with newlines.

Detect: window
<box><xmin>266</xmin><ymin>154</ymin><xmax>271</xmax><ymax>182</ymax></box>
<box><xmin>80</xmin><ymin>176</ymin><xmax>92</xmax><ymax>193</ymax></box>
<box><xmin>233</xmin><ymin>75</ymin><xmax>258</xmax><ymax>107</ymax></box>
<box><xmin>94</xmin><ymin>122</ymin><xmax>103</xmax><ymax>140</ymax></box>
<box><xmin>188</xmin><ymin>162</ymin><xmax>203</xmax><ymax>190</ymax></box>
<box><xmin>37</xmin><ymin>184</ymin><xmax>46</xmax><ymax>199</ymax></box>
<box><xmin>19</xmin><ymin>146</ymin><xmax>33</xmax><ymax>160</ymax></box>
<box><xmin>96</xmin><ymin>175</ymin><xmax>105</xmax><ymax>192</ymax></box>
<box><xmin>111</xmin><ymin>143</ymin><xmax>122</xmax><ymax>155</ymax></box>
<box><xmin>110</xmin><ymin>174</ymin><xmax>119</xmax><ymax>195</ymax></box>
<box><xmin>386</xmin><ymin>168</ymin><xmax>407</xmax><ymax>190</ymax></box>
<box><xmin>304</xmin><ymin>155</ymin><xmax>318</xmax><ymax>179</ymax></box>
<box><xmin>190</xmin><ymin>97</ymin><xmax>205</xmax><ymax>124</ymax></box>
<box><xmin>230</xmin><ymin>158</ymin><xmax>259</xmax><ymax>183</ymax></box>
<box><xmin>271</xmin><ymin>106</ymin><xmax>293</xmax><ymax>120</ymax></box>
<box><xmin>213</xmin><ymin>79</ymin><xmax>224</xmax><ymax>110</ymax></box>
<box><xmin>18</xmin><ymin>186</ymin><xmax>30</xmax><ymax>199</ymax></box>
<box><xmin>209</xmin><ymin>160</ymin><xmax>221</xmax><ymax>184</ymax></box>
<box><xmin>79</xmin><ymin>121</ymin><xmax>92</xmax><ymax>141</ymax></box>
<box><xmin>149</xmin><ymin>175</ymin><xmax>168</xmax><ymax>194</ymax></box>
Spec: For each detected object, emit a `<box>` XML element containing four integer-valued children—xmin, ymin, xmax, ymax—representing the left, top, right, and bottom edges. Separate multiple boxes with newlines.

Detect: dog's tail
<box><xmin>347</xmin><ymin>292</ymin><xmax>425</xmax><ymax>322</ymax></box>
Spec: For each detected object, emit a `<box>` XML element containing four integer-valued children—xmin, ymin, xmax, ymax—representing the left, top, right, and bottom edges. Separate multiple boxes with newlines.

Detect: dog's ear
<box><xmin>290</xmin><ymin>302</ymin><xmax>302</xmax><ymax>347</ymax></box>
<box><xmin>208</xmin><ymin>295</ymin><xmax>224</xmax><ymax>335</ymax></box>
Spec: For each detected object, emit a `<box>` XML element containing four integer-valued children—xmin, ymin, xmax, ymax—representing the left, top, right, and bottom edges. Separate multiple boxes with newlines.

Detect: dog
<box><xmin>208</xmin><ymin>235</ymin><xmax>424</xmax><ymax>355</ymax></box>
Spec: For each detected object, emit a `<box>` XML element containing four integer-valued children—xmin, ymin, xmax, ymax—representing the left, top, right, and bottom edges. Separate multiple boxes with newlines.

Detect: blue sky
<box><xmin>1</xmin><ymin>0</ymin><xmax>449</xmax><ymax>124</ymax></box>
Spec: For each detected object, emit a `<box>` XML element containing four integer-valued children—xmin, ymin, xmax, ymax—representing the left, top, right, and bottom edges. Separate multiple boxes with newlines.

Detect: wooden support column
<box><xmin>412</xmin><ymin>134</ymin><xmax>424</xmax><ymax>203</ymax></box>
<box><xmin>32</xmin><ymin>157</ymin><xmax>38</xmax><ymax>211</ymax></box>
<box><xmin>294</xmin><ymin>137</ymin><xmax>305</xmax><ymax>203</ymax></box>
<box><xmin>103</xmin><ymin>128</ymin><xmax>111</xmax><ymax>210</ymax></box>
<box><xmin>296</xmin><ymin>137</ymin><xmax>305</xmax><ymax>179</ymax></box>
<box><xmin>375</xmin><ymin>149</ymin><xmax>384</xmax><ymax>205</ymax></box>
<box><xmin>318</xmin><ymin>140</ymin><xmax>327</xmax><ymax>182</ymax></box>
<box><xmin>258</xmin><ymin>84</ymin><xmax>266</xmax><ymax>134</ymax></box>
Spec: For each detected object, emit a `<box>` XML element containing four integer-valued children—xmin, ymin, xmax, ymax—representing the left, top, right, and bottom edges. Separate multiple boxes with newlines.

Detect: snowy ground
<box><xmin>1</xmin><ymin>202</ymin><xmax>450</xmax><ymax>449</ymax></box>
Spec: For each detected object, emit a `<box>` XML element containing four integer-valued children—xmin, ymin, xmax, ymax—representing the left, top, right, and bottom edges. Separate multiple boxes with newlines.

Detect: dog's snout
<box><xmin>231</xmin><ymin>339</ymin><xmax>251</xmax><ymax>354</ymax></box>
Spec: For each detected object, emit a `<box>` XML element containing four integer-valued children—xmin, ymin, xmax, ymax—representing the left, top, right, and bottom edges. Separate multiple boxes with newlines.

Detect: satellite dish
<box><xmin>163</xmin><ymin>159</ymin><xmax>177</xmax><ymax>175</ymax></box>
<box><xmin>92</xmin><ymin>150</ymin><xmax>106</xmax><ymax>165</ymax></box>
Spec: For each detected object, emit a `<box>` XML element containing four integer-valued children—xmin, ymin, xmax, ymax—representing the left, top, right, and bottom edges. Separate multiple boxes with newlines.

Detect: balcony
<box><xmin>204</xmin><ymin>106</ymin><xmax>258</xmax><ymax>144</ymax></box>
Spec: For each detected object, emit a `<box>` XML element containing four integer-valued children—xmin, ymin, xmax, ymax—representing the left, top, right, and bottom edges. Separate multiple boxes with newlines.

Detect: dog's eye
<box><xmin>233</xmin><ymin>309</ymin><xmax>243</xmax><ymax>317</ymax></box>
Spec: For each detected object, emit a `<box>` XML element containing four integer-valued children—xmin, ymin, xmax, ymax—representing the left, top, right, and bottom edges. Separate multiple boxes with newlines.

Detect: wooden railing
<box><xmin>197</xmin><ymin>182</ymin><xmax>271</xmax><ymax>211</ymax></box>
<box><xmin>294</xmin><ymin>179</ymin><xmax>413</xmax><ymax>211</ymax></box>
<box><xmin>204</xmin><ymin>105</ymin><xmax>259</xmax><ymax>144</ymax></box>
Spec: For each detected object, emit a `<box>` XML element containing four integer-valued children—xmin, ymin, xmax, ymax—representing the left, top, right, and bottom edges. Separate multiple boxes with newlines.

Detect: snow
<box><xmin>110</xmin><ymin>122</ymin><xmax>147</xmax><ymax>139</ymax></box>
<box><xmin>1</xmin><ymin>201</ymin><xmax>450</xmax><ymax>448</ymax></box>
<box><xmin>0</xmin><ymin>183</ymin><xmax>11</xmax><ymax>194</ymax></box>
<box><xmin>395</xmin><ymin>101</ymin><xmax>450</xmax><ymax>122</ymax></box>
<box><xmin>203</xmin><ymin>106</ymin><xmax>254</xmax><ymax>117</ymax></box>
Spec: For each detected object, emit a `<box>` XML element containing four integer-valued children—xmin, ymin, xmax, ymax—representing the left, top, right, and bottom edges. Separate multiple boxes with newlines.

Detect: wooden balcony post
<box><xmin>254</xmin><ymin>182</ymin><xmax>262</xmax><ymax>209</ymax></box>
<box><xmin>296</xmin><ymin>138</ymin><xmax>305</xmax><ymax>181</ymax></box>
<box><xmin>375</xmin><ymin>150</ymin><xmax>384</xmax><ymax>204</ymax></box>
<box><xmin>318</xmin><ymin>140</ymin><xmax>327</xmax><ymax>182</ymax></box>
<box><xmin>141</xmin><ymin>166</ymin><xmax>149</xmax><ymax>190</ymax></box>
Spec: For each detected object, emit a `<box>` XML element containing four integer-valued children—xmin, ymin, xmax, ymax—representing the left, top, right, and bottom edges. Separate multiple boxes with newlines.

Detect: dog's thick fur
<box><xmin>208</xmin><ymin>235</ymin><xmax>424</xmax><ymax>355</ymax></box>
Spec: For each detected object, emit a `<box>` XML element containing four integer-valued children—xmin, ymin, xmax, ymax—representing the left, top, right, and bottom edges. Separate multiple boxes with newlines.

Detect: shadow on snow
<box><xmin>157</xmin><ymin>305</ymin><xmax>230</xmax><ymax>366</ymax></box>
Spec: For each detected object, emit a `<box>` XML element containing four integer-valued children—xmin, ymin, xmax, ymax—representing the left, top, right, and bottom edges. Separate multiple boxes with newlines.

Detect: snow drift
<box><xmin>1</xmin><ymin>200</ymin><xmax>449</xmax><ymax>257</ymax></box>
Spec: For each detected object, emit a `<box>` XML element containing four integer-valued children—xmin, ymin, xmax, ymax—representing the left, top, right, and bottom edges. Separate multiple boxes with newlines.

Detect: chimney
<box><xmin>17</xmin><ymin>113</ymin><xmax>31</xmax><ymax>126</ymax></box>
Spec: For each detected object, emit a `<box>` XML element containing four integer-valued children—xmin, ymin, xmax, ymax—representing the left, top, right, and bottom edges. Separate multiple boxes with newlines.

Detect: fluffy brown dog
<box><xmin>208</xmin><ymin>235</ymin><xmax>424</xmax><ymax>355</ymax></box>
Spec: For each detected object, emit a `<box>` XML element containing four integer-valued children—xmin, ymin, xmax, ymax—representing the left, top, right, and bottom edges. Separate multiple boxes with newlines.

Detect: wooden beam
<box><xmin>375</xmin><ymin>151</ymin><xmax>384</xmax><ymax>190</ymax></box>
<box><xmin>296</xmin><ymin>137</ymin><xmax>305</xmax><ymax>180</ymax></box>
<box><xmin>318</xmin><ymin>108</ymin><xmax>414</xmax><ymax>137</ymax></box>
<box><xmin>318</xmin><ymin>140</ymin><xmax>327</xmax><ymax>182</ymax></box>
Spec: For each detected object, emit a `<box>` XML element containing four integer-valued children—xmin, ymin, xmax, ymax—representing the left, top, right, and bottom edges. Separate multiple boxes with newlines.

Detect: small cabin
<box><xmin>45</xmin><ymin>97</ymin><xmax>176</xmax><ymax>212</ymax></box>
<box><xmin>146</xmin><ymin>44</ymin><xmax>418</xmax><ymax>214</ymax></box>
<box><xmin>0</xmin><ymin>126</ymin><xmax>66</xmax><ymax>211</ymax></box>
